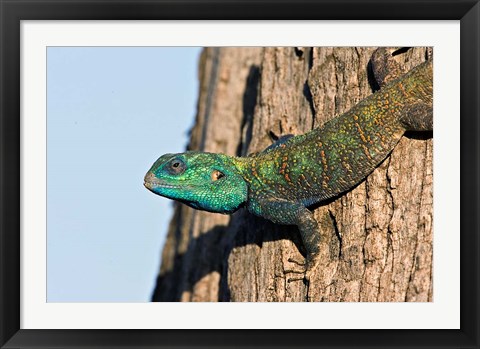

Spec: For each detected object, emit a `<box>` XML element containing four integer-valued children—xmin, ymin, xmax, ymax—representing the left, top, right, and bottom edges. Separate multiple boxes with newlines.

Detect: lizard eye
<box><xmin>211</xmin><ymin>170</ymin><xmax>225</xmax><ymax>181</ymax></box>
<box><xmin>167</xmin><ymin>158</ymin><xmax>186</xmax><ymax>175</ymax></box>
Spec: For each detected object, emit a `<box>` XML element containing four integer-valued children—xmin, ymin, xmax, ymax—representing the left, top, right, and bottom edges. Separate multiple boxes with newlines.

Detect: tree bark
<box><xmin>151</xmin><ymin>47</ymin><xmax>433</xmax><ymax>302</ymax></box>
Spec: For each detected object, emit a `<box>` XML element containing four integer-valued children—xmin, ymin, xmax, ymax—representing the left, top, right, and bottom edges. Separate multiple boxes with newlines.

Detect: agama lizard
<box><xmin>144</xmin><ymin>48</ymin><xmax>433</xmax><ymax>281</ymax></box>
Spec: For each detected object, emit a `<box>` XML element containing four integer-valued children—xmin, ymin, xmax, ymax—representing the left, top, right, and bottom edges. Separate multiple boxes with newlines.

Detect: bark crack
<box><xmin>384</xmin><ymin>156</ymin><xmax>396</xmax><ymax>302</ymax></box>
<box><xmin>329</xmin><ymin>208</ymin><xmax>342</xmax><ymax>258</ymax></box>
<box><xmin>359</xmin><ymin>181</ymin><xmax>369</xmax><ymax>301</ymax></box>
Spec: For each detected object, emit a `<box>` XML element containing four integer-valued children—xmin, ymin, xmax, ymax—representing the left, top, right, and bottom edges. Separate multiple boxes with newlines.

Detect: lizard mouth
<box><xmin>144</xmin><ymin>172</ymin><xmax>185</xmax><ymax>192</ymax></box>
<box><xmin>145</xmin><ymin>182</ymin><xmax>182</xmax><ymax>190</ymax></box>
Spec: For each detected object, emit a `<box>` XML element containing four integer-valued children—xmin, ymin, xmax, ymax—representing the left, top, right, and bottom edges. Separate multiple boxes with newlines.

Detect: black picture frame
<box><xmin>1</xmin><ymin>1</ymin><xmax>479</xmax><ymax>348</ymax></box>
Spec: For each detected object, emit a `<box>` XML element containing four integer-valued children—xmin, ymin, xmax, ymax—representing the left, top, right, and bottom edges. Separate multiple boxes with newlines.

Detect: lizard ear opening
<box><xmin>211</xmin><ymin>170</ymin><xmax>225</xmax><ymax>181</ymax></box>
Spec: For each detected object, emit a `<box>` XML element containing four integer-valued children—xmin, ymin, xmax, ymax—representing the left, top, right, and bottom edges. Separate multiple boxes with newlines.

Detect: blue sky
<box><xmin>47</xmin><ymin>47</ymin><xmax>202</xmax><ymax>302</ymax></box>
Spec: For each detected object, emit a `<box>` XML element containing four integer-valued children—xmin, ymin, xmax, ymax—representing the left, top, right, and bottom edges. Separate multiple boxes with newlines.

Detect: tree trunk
<box><xmin>151</xmin><ymin>47</ymin><xmax>433</xmax><ymax>302</ymax></box>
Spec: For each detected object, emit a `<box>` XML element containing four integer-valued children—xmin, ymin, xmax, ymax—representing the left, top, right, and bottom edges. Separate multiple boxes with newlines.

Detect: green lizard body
<box><xmin>144</xmin><ymin>49</ymin><xmax>433</xmax><ymax>280</ymax></box>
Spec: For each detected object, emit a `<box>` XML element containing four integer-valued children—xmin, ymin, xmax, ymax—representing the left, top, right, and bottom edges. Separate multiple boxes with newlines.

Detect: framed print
<box><xmin>1</xmin><ymin>0</ymin><xmax>479</xmax><ymax>348</ymax></box>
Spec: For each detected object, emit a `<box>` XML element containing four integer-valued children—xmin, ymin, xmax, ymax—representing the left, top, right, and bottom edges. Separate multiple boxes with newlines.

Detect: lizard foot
<box><xmin>285</xmin><ymin>252</ymin><xmax>323</xmax><ymax>282</ymax></box>
<box><xmin>371</xmin><ymin>47</ymin><xmax>411</xmax><ymax>88</ymax></box>
<box><xmin>284</xmin><ymin>257</ymin><xmax>307</xmax><ymax>283</ymax></box>
<box><xmin>284</xmin><ymin>255</ymin><xmax>321</xmax><ymax>283</ymax></box>
<box><xmin>284</xmin><ymin>263</ymin><xmax>322</xmax><ymax>285</ymax></box>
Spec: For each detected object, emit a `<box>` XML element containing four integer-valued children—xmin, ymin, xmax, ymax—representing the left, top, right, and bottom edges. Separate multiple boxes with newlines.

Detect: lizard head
<box><xmin>144</xmin><ymin>151</ymin><xmax>248</xmax><ymax>214</ymax></box>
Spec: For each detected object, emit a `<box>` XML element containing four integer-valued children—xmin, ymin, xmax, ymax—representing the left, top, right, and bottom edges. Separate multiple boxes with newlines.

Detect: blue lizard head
<box><xmin>144</xmin><ymin>151</ymin><xmax>248</xmax><ymax>214</ymax></box>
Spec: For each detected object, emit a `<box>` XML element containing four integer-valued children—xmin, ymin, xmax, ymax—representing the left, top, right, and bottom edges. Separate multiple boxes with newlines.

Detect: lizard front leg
<box><xmin>248</xmin><ymin>195</ymin><xmax>325</xmax><ymax>282</ymax></box>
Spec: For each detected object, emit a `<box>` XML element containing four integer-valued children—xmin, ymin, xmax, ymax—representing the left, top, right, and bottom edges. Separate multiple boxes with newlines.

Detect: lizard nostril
<box><xmin>144</xmin><ymin>172</ymin><xmax>156</xmax><ymax>188</ymax></box>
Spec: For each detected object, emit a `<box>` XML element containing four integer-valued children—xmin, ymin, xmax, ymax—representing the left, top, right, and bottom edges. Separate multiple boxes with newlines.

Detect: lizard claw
<box><xmin>287</xmin><ymin>257</ymin><xmax>306</xmax><ymax>266</ymax></box>
<box><xmin>287</xmin><ymin>276</ymin><xmax>306</xmax><ymax>283</ymax></box>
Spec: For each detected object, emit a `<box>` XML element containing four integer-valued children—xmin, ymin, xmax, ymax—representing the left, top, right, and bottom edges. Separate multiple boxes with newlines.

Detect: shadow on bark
<box><xmin>151</xmin><ymin>210</ymin><xmax>306</xmax><ymax>302</ymax></box>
